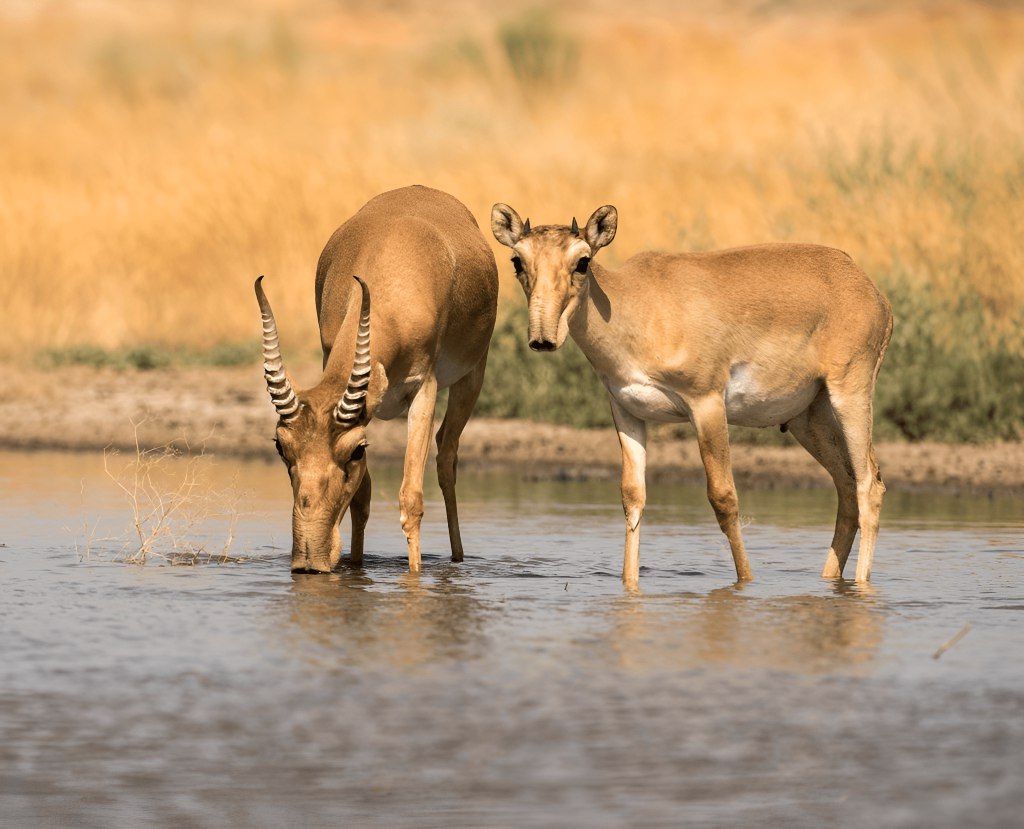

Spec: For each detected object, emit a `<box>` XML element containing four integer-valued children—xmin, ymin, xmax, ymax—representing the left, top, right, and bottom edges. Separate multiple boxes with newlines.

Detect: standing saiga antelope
<box><xmin>256</xmin><ymin>185</ymin><xmax>498</xmax><ymax>573</ymax></box>
<box><xmin>491</xmin><ymin>203</ymin><xmax>893</xmax><ymax>585</ymax></box>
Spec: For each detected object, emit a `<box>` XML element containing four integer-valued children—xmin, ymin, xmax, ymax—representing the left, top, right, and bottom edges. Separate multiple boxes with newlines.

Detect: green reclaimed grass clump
<box><xmin>40</xmin><ymin>340</ymin><xmax>263</xmax><ymax>370</ymax></box>
<box><xmin>474</xmin><ymin>303</ymin><xmax>610</xmax><ymax>428</ymax></box>
<box><xmin>873</xmin><ymin>269</ymin><xmax>1024</xmax><ymax>442</ymax></box>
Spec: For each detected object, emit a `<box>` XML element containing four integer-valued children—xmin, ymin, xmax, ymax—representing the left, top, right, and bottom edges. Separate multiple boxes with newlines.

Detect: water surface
<box><xmin>1</xmin><ymin>450</ymin><xmax>1022</xmax><ymax>828</ymax></box>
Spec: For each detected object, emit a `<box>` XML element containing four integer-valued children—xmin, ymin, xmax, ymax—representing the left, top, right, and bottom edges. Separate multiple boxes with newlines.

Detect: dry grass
<box><xmin>4</xmin><ymin>0</ymin><xmax>1024</xmax><ymax>443</ymax></box>
<box><xmin>2</xmin><ymin>0</ymin><xmax>1022</xmax><ymax>359</ymax></box>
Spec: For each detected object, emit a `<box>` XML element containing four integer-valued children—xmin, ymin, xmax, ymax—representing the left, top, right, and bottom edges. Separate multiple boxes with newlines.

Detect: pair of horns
<box><xmin>254</xmin><ymin>275</ymin><xmax>371</xmax><ymax>427</ymax></box>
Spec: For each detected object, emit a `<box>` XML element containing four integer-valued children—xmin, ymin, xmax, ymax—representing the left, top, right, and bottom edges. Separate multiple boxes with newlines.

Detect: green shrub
<box><xmin>39</xmin><ymin>341</ymin><xmax>264</xmax><ymax>371</ymax></box>
<box><xmin>204</xmin><ymin>341</ymin><xmax>263</xmax><ymax>367</ymax></box>
<box><xmin>41</xmin><ymin>344</ymin><xmax>115</xmax><ymax>368</ymax></box>
<box><xmin>475</xmin><ymin>303</ymin><xmax>610</xmax><ymax>427</ymax></box>
<box><xmin>123</xmin><ymin>345</ymin><xmax>173</xmax><ymax>370</ymax></box>
<box><xmin>874</xmin><ymin>269</ymin><xmax>1024</xmax><ymax>442</ymax></box>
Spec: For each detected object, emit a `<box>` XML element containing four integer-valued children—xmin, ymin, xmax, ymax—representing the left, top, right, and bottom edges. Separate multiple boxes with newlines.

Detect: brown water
<box><xmin>1</xmin><ymin>449</ymin><xmax>1022</xmax><ymax>828</ymax></box>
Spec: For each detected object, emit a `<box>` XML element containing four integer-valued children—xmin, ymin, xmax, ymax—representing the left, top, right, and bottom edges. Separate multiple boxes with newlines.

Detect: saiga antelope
<box><xmin>492</xmin><ymin>203</ymin><xmax>893</xmax><ymax>585</ymax></box>
<box><xmin>256</xmin><ymin>186</ymin><xmax>498</xmax><ymax>573</ymax></box>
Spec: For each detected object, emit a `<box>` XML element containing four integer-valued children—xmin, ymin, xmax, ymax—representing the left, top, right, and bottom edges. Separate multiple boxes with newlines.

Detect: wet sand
<box><xmin>5</xmin><ymin>364</ymin><xmax>1023</xmax><ymax>496</ymax></box>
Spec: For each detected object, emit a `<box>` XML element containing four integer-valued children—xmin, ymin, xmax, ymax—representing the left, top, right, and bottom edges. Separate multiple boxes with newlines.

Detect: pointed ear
<box><xmin>491</xmin><ymin>203</ymin><xmax>525</xmax><ymax>247</ymax></box>
<box><xmin>584</xmin><ymin>205</ymin><xmax>617</xmax><ymax>252</ymax></box>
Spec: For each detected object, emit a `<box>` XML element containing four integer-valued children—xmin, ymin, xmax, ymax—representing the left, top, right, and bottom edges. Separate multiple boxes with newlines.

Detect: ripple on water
<box><xmin>1</xmin><ymin>450</ymin><xmax>1023</xmax><ymax>827</ymax></box>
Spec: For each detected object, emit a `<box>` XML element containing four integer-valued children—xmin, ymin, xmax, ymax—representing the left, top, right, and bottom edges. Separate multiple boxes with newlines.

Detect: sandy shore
<box><xmin>5</xmin><ymin>365</ymin><xmax>1023</xmax><ymax>497</ymax></box>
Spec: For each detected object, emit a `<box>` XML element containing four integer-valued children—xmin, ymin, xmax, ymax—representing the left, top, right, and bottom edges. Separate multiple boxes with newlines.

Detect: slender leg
<box><xmin>786</xmin><ymin>391</ymin><xmax>859</xmax><ymax>578</ymax></box>
<box><xmin>349</xmin><ymin>468</ymin><xmax>371</xmax><ymax>565</ymax></box>
<box><xmin>609</xmin><ymin>398</ymin><xmax>648</xmax><ymax>586</ymax></box>
<box><xmin>690</xmin><ymin>395</ymin><xmax>753</xmax><ymax>581</ymax></box>
<box><xmin>436</xmin><ymin>354</ymin><xmax>488</xmax><ymax>563</ymax></box>
<box><xmin>828</xmin><ymin>383</ymin><xmax>885</xmax><ymax>582</ymax></box>
<box><xmin>400</xmin><ymin>376</ymin><xmax>437</xmax><ymax>573</ymax></box>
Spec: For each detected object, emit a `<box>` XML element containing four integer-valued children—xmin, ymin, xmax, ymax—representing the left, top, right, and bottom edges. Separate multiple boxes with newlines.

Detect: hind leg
<box><xmin>349</xmin><ymin>468</ymin><xmax>371</xmax><ymax>565</ymax></box>
<box><xmin>827</xmin><ymin>381</ymin><xmax>885</xmax><ymax>582</ymax></box>
<box><xmin>786</xmin><ymin>391</ymin><xmax>859</xmax><ymax>578</ymax></box>
<box><xmin>436</xmin><ymin>354</ymin><xmax>488</xmax><ymax>562</ymax></box>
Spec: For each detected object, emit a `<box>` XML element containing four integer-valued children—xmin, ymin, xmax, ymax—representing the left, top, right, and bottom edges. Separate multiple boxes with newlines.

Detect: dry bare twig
<box><xmin>78</xmin><ymin>418</ymin><xmax>248</xmax><ymax>565</ymax></box>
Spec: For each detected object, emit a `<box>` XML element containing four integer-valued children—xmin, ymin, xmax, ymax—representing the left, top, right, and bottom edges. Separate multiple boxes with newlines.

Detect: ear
<box><xmin>491</xmin><ymin>203</ymin><xmax>525</xmax><ymax>247</ymax></box>
<box><xmin>585</xmin><ymin>205</ymin><xmax>618</xmax><ymax>252</ymax></box>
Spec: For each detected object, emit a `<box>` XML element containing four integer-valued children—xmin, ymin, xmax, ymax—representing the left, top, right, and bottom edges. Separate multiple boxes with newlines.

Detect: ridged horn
<box><xmin>255</xmin><ymin>276</ymin><xmax>300</xmax><ymax>422</ymax></box>
<box><xmin>334</xmin><ymin>276</ymin><xmax>372</xmax><ymax>427</ymax></box>
<box><xmin>571</xmin><ymin>217</ymin><xmax>579</xmax><ymax>235</ymax></box>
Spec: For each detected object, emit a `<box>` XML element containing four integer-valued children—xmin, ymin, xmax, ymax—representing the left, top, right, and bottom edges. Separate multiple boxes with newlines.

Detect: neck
<box><xmin>568</xmin><ymin>261</ymin><xmax>615</xmax><ymax>360</ymax></box>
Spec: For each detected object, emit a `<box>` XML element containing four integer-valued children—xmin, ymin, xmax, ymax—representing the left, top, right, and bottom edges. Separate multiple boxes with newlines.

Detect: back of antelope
<box><xmin>492</xmin><ymin>202</ymin><xmax>893</xmax><ymax>585</ymax></box>
<box><xmin>257</xmin><ymin>185</ymin><xmax>498</xmax><ymax>573</ymax></box>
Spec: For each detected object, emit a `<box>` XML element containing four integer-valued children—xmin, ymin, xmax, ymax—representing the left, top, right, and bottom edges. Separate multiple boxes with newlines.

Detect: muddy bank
<box><xmin>5</xmin><ymin>365</ymin><xmax>1023</xmax><ymax>497</ymax></box>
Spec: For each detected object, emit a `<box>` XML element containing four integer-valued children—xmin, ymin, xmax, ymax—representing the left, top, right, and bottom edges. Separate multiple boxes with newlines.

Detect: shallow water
<box><xmin>1</xmin><ymin>449</ymin><xmax>1022</xmax><ymax>828</ymax></box>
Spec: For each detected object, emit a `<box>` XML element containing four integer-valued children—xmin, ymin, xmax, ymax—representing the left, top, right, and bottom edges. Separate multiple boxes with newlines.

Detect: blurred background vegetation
<box><xmin>3</xmin><ymin>0</ymin><xmax>1022</xmax><ymax>442</ymax></box>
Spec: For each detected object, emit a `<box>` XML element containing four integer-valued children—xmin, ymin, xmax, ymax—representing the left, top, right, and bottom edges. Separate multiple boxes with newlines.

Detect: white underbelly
<box><xmin>724</xmin><ymin>364</ymin><xmax>821</xmax><ymax>427</ymax></box>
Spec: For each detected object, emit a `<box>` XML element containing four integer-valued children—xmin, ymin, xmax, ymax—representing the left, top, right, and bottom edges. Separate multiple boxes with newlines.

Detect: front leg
<box><xmin>610</xmin><ymin>398</ymin><xmax>647</xmax><ymax>586</ymax></box>
<box><xmin>400</xmin><ymin>376</ymin><xmax>437</xmax><ymax>572</ymax></box>
<box><xmin>690</xmin><ymin>395</ymin><xmax>753</xmax><ymax>581</ymax></box>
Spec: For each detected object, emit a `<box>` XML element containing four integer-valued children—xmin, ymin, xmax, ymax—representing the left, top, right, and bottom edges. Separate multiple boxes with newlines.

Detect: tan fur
<box><xmin>264</xmin><ymin>186</ymin><xmax>498</xmax><ymax>573</ymax></box>
<box><xmin>492</xmin><ymin>203</ymin><xmax>893</xmax><ymax>585</ymax></box>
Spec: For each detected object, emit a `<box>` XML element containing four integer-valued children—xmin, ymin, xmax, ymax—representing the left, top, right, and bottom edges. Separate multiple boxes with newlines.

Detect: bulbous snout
<box><xmin>291</xmin><ymin>559</ymin><xmax>334</xmax><ymax>575</ymax></box>
<box><xmin>290</xmin><ymin>539</ymin><xmax>341</xmax><ymax>574</ymax></box>
<box><xmin>527</xmin><ymin>294</ymin><xmax>564</xmax><ymax>352</ymax></box>
<box><xmin>290</xmin><ymin>507</ymin><xmax>344</xmax><ymax>574</ymax></box>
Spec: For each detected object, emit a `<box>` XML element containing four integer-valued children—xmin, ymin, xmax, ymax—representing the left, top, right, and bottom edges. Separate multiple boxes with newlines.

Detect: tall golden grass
<box><xmin>2</xmin><ymin>0</ymin><xmax>1022</xmax><ymax>363</ymax></box>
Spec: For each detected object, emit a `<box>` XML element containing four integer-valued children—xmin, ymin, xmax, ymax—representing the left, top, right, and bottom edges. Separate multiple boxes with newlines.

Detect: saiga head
<box><xmin>255</xmin><ymin>276</ymin><xmax>371</xmax><ymax>573</ymax></box>
<box><xmin>491</xmin><ymin>203</ymin><xmax>617</xmax><ymax>351</ymax></box>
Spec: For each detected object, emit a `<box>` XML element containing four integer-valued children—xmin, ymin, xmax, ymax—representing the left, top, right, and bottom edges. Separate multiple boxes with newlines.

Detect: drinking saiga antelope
<box><xmin>491</xmin><ymin>203</ymin><xmax>893</xmax><ymax>585</ymax></box>
<box><xmin>256</xmin><ymin>186</ymin><xmax>498</xmax><ymax>573</ymax></box>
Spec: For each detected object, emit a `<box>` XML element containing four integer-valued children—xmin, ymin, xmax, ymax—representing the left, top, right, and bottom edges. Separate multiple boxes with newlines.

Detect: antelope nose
<box><xmin>291</xmin><ymin>551</ymin><xmax>333</xmax><ymax>574</ymax></box>
<box><xmin>529</xmin><ymin>339</ymin><xmax>557</xmax><ymax>352</ymax></box>
<box><xmin>291</xmin><ymin>563</ymin><xmax>333</xmax><ymax>575</ymax></box>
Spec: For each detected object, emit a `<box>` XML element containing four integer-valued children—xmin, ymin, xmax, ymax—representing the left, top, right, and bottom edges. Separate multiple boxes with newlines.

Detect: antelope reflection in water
<box><xmin>606</xmin><ymin>581</ymin><xmax>884</xmax><ymax>675</ymax></box>
<box><xmin>281</xmin><ymin>565</ymin><xmax>491</xmax><ymax>669</ymax></box>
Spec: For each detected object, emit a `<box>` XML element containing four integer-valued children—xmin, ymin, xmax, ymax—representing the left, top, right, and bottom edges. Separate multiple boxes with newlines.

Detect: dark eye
<box><xmin>574</xmin><ymin>257</ymin><xmax>590</xmax><ymax>275</ymax></box>
<box><xmin>350</xmin><ymin>444</ymin><xmax>366</xmax><ymax>462</ymax></box>
<box><xmin>511</xmin><ymin>256</ymin><xmax>523</xmax><ymax>273</ymax></box>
